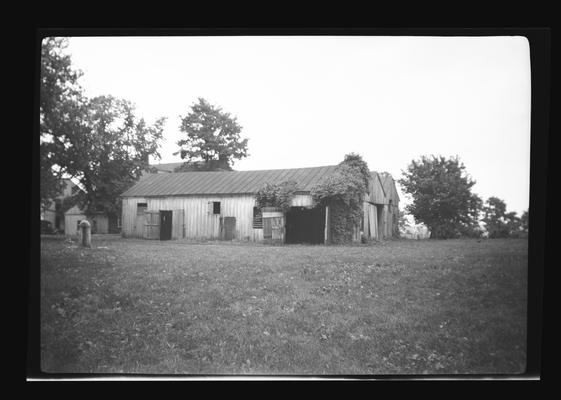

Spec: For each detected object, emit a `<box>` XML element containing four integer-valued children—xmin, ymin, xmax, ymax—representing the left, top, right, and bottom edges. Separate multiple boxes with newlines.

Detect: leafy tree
<box><xmin>40</xmin><ymin>37</ymin><xmax>85</xmax><ymax>207</ymax></box>
<box><xmin>398</xmin><ymin>155</ymin><xmax>482</xmax><ymax>239</ymax></box>
<box><xmin>504</xmin><ymin>211</ymin><xmax>522</xmax><ymax>238</ymax></box>
<box><xmin>482</xmin><ymin>196</ymin><xmax>526</xmax><ymax>238</ymax></box>
<box><xmin>457</xmin><ymin>218</ymin><xmax>484</xmax><ymax>238</ymax></box>
<box><xmin>40</xmin><ymin>38</ymin><xmax>165</xmax><ymax>221</ymax></box>
<box><xmin>255</xmin><ymin>181</ymin><xmax>298</xmax><ymax>212</ymax></box>
<box><xmin>481</xmin><ymin>196</ymin><xmax>509</xmax><ymax>238</ymax></box>
<box><xmin>64</xmin><ymin>95</ymin><xmax>166</xmax><ymax>219</ymax></box>
<box><xmin>397</xmin><ymin>210</ymin><xmax>411</xmax><ymax>235</ymax></box>
<box><xmin>174</xmin><ymin>98</ymin><xmax>249</xmax><ymax>171</ymax></box>
<box><xmin>398</xmin><ymin>210</ymin><xmax>408</xmax><ymax>229</ymax></box>
<box><xmin>520</xmin><ymin>210</ymin><xmax>529</xmax><ymax>234</ymax></box>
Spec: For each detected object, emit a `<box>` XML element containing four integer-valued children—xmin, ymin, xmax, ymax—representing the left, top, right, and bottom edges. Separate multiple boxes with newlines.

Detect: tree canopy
<box><xmin>40</xmin><ymin>37</ymin><xmax>165</xmax><ymax>219</ymax></box>
<box><xmin>67</xmin><ymin>96</ymin><xmax>165</xmax><ymax>217</ymax></box>
<box><xmin>398</xmin><ymin>155</ymin><xmax>482</xmax><ymax>239</ymax></box>
<box><xmin>255</xmin><ymin>181</ymin><xmax>298</xmax><ymax>212</ymax></box>
<box><xmin>174</xmin><ymin>98</ymin><xmax>249</xmax><ymax>171</ymax></box>
<box><xmin>482</xmin><ymin>197</ymin><xmax>526</xmax><ymax>238</ymax></box>
<box><xmin>40</xmin><ymin>37</ymin><xmax>85</xmax><ymax>207</ymax></box>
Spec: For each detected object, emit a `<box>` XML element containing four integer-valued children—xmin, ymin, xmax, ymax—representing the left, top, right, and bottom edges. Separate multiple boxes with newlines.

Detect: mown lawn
<box><xmin>40</xmin><ymin>235</ymin><xmax>527</xmax><ymax>375</ymax></box>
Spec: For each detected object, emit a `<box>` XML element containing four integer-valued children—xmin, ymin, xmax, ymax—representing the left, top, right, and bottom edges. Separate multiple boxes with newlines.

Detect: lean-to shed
<box><xmin>120</xmin><ymin>165</ymin><xmax>399</xmax><ymax>243</ymax></box>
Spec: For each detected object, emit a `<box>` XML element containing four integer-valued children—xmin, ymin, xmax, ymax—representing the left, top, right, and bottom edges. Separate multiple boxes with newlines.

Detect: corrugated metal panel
<box><xmin>121</xmin><ymin>165</ymin><xmax>340</xmax><ymax>197</ymax></box>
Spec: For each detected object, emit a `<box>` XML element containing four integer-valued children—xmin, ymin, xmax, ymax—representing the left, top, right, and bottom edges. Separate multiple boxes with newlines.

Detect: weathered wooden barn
<box><xmin>120</xmin><ymin>166</ymin><xmax>399</xmax><ymax>243</ymax></box>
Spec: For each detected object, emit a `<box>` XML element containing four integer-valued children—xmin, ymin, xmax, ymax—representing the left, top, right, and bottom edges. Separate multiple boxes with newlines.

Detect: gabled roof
<box><xmin>64</xmin><ymin>204</ymin><xmax>107</xmax><ymax>216</ymax></box>
<box><xmin>379</xmin><ymin>172</ymin><xmax>400</xmax><ymax>202</ymax></box>
<box><xmin>363</xmin><ymin>171</ymin><xmax>386</xmax><ymax>204</ymax></box>
<box><xmin>121</xmin><ymin>165</ymin><xmax>340</xmax><ymax>197</ymax></box>
<box><xmin>65</xmin><ymin>204</ymin><xmax>84</xmax><ymax>215</ymax></box>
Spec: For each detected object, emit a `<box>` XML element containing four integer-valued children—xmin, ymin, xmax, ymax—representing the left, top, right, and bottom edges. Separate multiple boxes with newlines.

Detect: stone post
<box><xmin>79</xmin><ymin>220</ymin><xmax>91</xmax><ymax>248</ymax></box>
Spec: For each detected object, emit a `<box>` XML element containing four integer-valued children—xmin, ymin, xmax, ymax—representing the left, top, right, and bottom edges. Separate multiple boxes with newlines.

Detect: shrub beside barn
<box><xmin>120</xmin><ymin>166</ymin><xmax>399</xmax><ymax>244</ymax></box>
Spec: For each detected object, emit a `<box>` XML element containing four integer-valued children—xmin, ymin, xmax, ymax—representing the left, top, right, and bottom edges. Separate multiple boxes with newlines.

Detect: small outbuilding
<box><xmin>120</xmin><ymin>165</ymin><xmax>399</xmax><ymax>244</ymax></box>
<box><xmin>64</xmin><ymin>205</ymin><xmax>110</xmax><ymax>236</ymax></box>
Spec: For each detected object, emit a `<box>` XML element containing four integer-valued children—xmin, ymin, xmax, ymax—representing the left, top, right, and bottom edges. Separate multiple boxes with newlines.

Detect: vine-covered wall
<box><xmin>311</xmin><ymin>154</ymin><xmax>371</xmax><ymax>244</ymax></box>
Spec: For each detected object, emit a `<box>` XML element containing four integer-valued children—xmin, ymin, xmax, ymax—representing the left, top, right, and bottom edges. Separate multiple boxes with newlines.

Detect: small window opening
<box><xmin>137</xmin><ymin>202</ymin><xmax>148</xmax><ymax>216</ymax></box>
<box><xmin>253</xmin><ymin>206</ymin><xmax>263</xmax><ymax>229</ymax></box>
<box><xmin>213</xmin><ymin>201</ymin><xmax>221</xmax><ymax>215</ymax></box>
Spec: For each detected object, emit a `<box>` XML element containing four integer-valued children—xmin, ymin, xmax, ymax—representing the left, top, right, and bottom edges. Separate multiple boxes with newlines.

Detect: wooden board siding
<box><xmin>365</xmin><ymin>203</ymin><xmax>392</xmax><ymax>239</ymax></box>
<box><xmin>366</xmin><ymin>175</ymin><xmax>387</xmax><ymax>205</ymax></box>
<box><xmin>121</xmin><ymin>197</ymin><xmax>146</xmax><ymax>238</ymax></box>
<box><xmin>41</xmin><ymin>209</ymin><xmax>56</xmax><ymax>226</ymax></box>
<box><xmin>370</xmin><ymin>204</ymin><xmax>378</xmax><ymax>239</ymax></box>
<box><xmin>170</xmin><ymin>209</ymin><xmax>185</xmax><ymax>240</ymax></box>
<box><xmin>64</xmin><ymin>214</ymin><xmax>109</xmax><ymax>236</ymax></box>
<box><xmin>383</xmin><ymin>205</ymin><xmax>390</xmax><ymax>238</ymax></box>
<box><xmin>143</xmin><ymin>211</ymin><xmax>160</xmax><ymax>239</ymax></box>
<box><xmin>122</xmin><ymin>190</ymin><xmax>396</xmax><ymax>242</ymax></box>
<box><xmin>362</xmin><ymin>202</ymin><xmax>381</xmax><ymax>240</ymax></box>
<box><xmin>122</xmin><ymin>195</ymin><xmax>265</xmax><ymax>241</ymax></box>
<box><xmin>95</xmin><ymin>216</ymin><xmax>109</xmax><ymax>234</ymax></box>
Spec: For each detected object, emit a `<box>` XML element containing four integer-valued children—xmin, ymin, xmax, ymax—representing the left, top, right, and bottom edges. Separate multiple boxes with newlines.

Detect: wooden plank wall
<box><xmin>122</xmin><ymin>195</ymin><xmax>266</xmax><ymax>241</ymax></box>
<box><xmin>122</xmin><ymin>192</ymin><xmax>396</xmax><ymax>242</ymax></box>
<box><xmin>64</xmin><ymin>214</ymin><xmax>109</xmax><ymax>236</ymax></box>
<box><xmin>144</xmin><ymin>211</ymin><xmax>160</xmax><ymax>239</ymax></box>
<box><xmin>65</xmin><ymin>214</ymin><xmax>82</xmax><ymax>236</ymax></box>
<box><xmin>172</xmin><ymin>209</ymin><xmax>184</xmax><ymax>240</ymax></box>
<box><xmin>366</xmin><ymin>176</ymin><xmax>387</xmax><ymax>204</ymax></box>
<box><xmin>96</xmin><ymin>216</ymin><xmax>109</xmax><ymax>234</ymax></box>
<box><xmin>122</xmin><ymin>194</ymin><xmax>320</xmax><ymax>241</ymax></box>
<box><xmin>362</xmin><ymin>202</ymin><xmax>380</xmax><ymax>240</ymax></box>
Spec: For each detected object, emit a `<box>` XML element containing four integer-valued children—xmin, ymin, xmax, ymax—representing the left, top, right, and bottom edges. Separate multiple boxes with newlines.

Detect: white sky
<box><xmin>65</xmin><ymin>35</ymin><xmax>531</xmax><ymax>215</ymax></box>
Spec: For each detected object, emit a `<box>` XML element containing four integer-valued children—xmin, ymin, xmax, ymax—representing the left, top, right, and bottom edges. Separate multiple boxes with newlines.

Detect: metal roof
<box><xmin>121</xmin><ymin>165</ymin><xmax>341</xmax><ymax>197</ymax></box>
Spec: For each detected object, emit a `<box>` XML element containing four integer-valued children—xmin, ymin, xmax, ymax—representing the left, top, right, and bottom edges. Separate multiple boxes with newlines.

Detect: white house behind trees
<box><xmin>120</xmin><ymin>165</ymin><xmax>400</xmax><ymax>244</ymax></box>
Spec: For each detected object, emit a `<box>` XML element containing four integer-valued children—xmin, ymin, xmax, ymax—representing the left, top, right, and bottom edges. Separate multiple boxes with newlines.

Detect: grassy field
<box><xmin>40</xmin><ymin>235</ymin><xmax>527</xmax><ymax>375</ymax></box>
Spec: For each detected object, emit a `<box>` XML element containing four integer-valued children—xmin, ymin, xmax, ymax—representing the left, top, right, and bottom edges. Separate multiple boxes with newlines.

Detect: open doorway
<box><xmin>285</xmin><ymin>206</ymin><xmax>325</xmax><ymax>244</ymax></box>
<box><xmin>377</xmin><ymin>205</ymin><xmax>384</xmax><ymax>239</ymax></box>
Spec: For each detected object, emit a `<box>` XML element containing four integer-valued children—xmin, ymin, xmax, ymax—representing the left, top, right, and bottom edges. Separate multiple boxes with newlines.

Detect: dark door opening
<box><xmin>285</xmin><ymin>206</ymin><xmax>325</xmax><ymax>244</ymax></box>
<box><xmin>376</xmin><ymin>205</ymin><xmax>384</xmax><ymax>239</ymax></box>
<box><xmin>160</xmin><ymin>210</ymin><xmax>172</xmax><ymax>240</ymax></box>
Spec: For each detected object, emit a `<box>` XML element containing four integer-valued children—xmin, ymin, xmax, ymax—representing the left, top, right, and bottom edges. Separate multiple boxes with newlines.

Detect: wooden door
<box><xmin>263</xmin><ymin>217</ymin><xmax>272</xmax><ymax>240</ymax></box>
<box><xmin>369</xmin><ymin>204</ymin><xmax>377</xmax><ymax>240</ymax></box>
<box><xmin>160</xmin><ymin>210</ymin><xmax>172</xmax><ymax>240</ymax></box>
<box><xmin>221</xmin><ymin>217</ymin><xmax>236</xmax><ymax>240</ymax></box>
<box><xmin>271</xmin><ymin>216</ymin><xmax>284</xmax><ymax>241</ymax></box>
<box><xmin>144</xmin><ymin>211</ymin><xmax>160</xmax><ymax>240</ymax></box>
